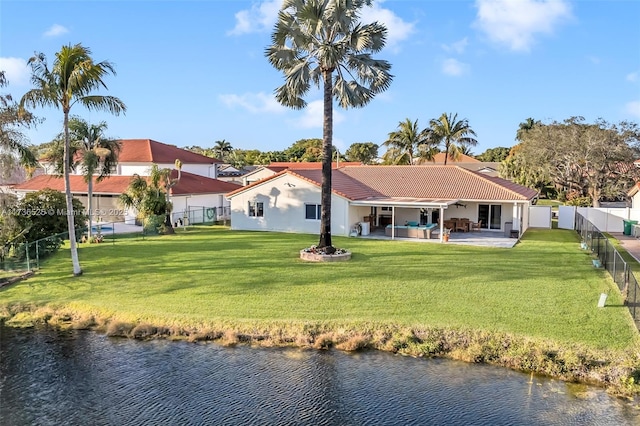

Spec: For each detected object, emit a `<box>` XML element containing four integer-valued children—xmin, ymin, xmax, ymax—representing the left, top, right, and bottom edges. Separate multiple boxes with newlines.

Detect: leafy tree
<box><xmin>0</xmin><ymin>71</ymin><xmax>38</xmax><ymax>176</ymax></box>
<box><xmin>428</xmin><ymin>113</ymin><xmax>478</xmax><ymax>165</ymax></box>
<box><xmin>20</xmin><ymin>43</ymin><xmax>126</xmax><ymax>276</ymax></box>
<box><xmin>382</xmin><ymin>118</ymin><xmax>435</xmax><ymax>165</ymax></box>
<box><xmin>476</xmin><ymin>147</ymin><xmax>511</xmax><ymax>162</ymax></box>
<box><xmin>509</xmin><ymin>117</ymin><xmax>640</xmax><ymax>206</ymax></box>
<box><xmin>345</xmin><ymin>142</ymin><xmax>378</xmax><ymax>164</ymax></box>
<box><xmin>515</xmin><ymin>117</ymin><xmax>539</xmax><ymax>142</ymax></box>
<box><xmin>266</xmin><ymin>0</ymin><xmax>393</xmax><ymax>251</ymax></box>
<box><xmin>11</xmin><ymin>188</ymin><xmax>87</xmax><ymax>260</ymax></box>
<box><xmin>284</xmin><ymin>138</ymin><xmax>324</xmax><ymax>162</ymax></box>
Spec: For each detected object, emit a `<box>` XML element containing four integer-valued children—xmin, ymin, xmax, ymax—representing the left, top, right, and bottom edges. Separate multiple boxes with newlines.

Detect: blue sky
<box><xmin>1</xmin><ymin>0</ymin><xmax>639</xmax><ymax>157</ymax></box>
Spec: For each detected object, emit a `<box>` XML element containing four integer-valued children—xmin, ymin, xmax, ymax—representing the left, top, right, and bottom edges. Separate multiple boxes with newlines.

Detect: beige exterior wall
<box><xmin>242</xmin><ymin>168</ymin><xmax>277</xmax><ymax>186</ymax></box>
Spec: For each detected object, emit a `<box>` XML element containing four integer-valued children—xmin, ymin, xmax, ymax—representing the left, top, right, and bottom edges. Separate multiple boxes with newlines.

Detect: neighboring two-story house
<box><xmin>13</xmin><ymin>139</ymin><xmax>241</xmax><ymax>224</ymax></box>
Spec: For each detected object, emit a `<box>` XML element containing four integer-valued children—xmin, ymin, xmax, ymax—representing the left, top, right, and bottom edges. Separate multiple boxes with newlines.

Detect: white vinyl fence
<box><xmin>527</xmin><ymin>206</ymin><xmax>640</xmax><ymax>233</ymax></box>
<box><xmin>528</xmin><ymin>206</ymin><xmax>552</xmax><ymax>228</ymax></box>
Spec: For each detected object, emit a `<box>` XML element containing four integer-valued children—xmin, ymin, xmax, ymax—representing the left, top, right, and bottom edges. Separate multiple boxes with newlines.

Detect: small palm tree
<box><xmin>382</xmin><ymin>118</ymin><xmax>435</xmax><ymax>165</ymax></box>
<box><xmin>20</xmin><ymin>43</ymin><xmax>126</xmax><ymax>275</ymax></box>
<box><xmin>266</xmin><ymin>0</ymin><xmax>393</xmax><ymax>250</ymax></box>
<box><xmin>68</xmin><ymin>117</ymin><xmax>121</xmax><ymax>239</ymax></box>
<box><xmin>429</xmin><ymin>113</ymin><xmax>477</xmax><ymax>165</ymax></box>
<box><xmin>213</xmin><ymin>139</ymin><xmax>232</xmax><ymax>162</ymax></box>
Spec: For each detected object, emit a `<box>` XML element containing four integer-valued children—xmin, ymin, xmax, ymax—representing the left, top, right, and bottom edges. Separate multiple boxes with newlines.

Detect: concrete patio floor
<box><xmin>355</xmin><ymin>229</ymin><xmax>519</xmax><ymax>248</ymax></box>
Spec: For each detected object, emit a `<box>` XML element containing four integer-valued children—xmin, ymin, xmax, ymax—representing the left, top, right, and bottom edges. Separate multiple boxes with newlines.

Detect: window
<box><xmin>248</xmin><ymin>201</ymin><xmax>264</xmax><ymax>217</ymax></box>
<box><xmin>381</xmin><ymin>206</ymin><xmax>392</xmax><ymax>211</ymax></box>
<box><xmin>305</xmin><ymin>204</ymin><xmax>322</xmax><ymax>220</ymax></box>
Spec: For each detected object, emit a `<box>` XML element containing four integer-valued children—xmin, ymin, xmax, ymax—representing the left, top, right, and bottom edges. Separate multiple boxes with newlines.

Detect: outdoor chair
<box><xmin>471</xmin><ymin>220</ymin><xmax>482</xmax><ymax>231</ymax></box>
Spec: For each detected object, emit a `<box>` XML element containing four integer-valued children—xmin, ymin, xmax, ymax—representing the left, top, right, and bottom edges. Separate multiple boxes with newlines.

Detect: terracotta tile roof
<box><xmin>430</xmin><ymin>153</ymin><xmax>480</xmax><ymax>163</ymax></box>
<box><xmin>169</xmin><ymin>170</ymin><xmax>242</xmax><ymax>195</ymax></box>
<box><xmin>227</xmin><ymin>165</ymin><xmax>537</xmax><ymax>202</ymax></box>
<box><xmin>267</xmin><ymin>161</ymin><xmax>362</xmax><ymax>170</ymax></box>
<box><xmin>339</xmin><ymin>166</ymin><xmax>537</xmax><ymax>201</ymax></box>
<box><xmin>13</xmin><ymin>174</ymin><xmax>134</xmax><ymax>194</ymax></box>
<box><xmin>117</xmin><ymin>139</ymin><xmax>222</xmax><ymax>164</ymax></box>
<box><xmin>14</xmin><ymin>171</ymin><xmax>240</xmax><ymax>196</ymax></box>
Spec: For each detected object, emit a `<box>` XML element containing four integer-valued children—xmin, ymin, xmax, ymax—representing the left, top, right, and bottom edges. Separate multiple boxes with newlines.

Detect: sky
<box><xmin>1</xmin><ymin>0</ymin><xmax>639</xmax><ymax>157</ymax></box>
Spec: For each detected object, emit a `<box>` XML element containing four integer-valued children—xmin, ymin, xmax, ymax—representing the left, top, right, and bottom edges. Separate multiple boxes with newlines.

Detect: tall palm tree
<box><xmin>68</xmin><ymin>117</ymin><xmax>121</xmax><ymax>239</ymax></box>
<box><xmin>20</xmin><ymin>43</ymin><xmax>126</xmax><ymax>276</ymax></box>
<box><xmin>428</xmin><ymin>113</ymin><xmax>478</xmax><ymax>165</ymax></box>
<box><xmin>382</xmin><ymin>118</ymin><xmax>435</xmax><ymax>165</ymax></box>
<box><xmin>266</xmin><ymin>0</ymin><xmax>393</xmax><ymax>251</ymax></box>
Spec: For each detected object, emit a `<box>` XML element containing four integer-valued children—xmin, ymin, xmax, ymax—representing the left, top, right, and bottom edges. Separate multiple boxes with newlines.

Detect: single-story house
<box><xmin>226</xmin><ymin>165</ymin><xmax>538</xmax><ymax>242</ymax></box>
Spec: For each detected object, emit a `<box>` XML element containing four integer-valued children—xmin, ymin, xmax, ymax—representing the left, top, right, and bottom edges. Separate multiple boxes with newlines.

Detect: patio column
<box><xmin>391</xmin><ymin>206</ymin><xmax>395</xmax><ymax>239</ymax></box>
<box><xmin>512</xmin><ymin>202</ymin><xmax>520</xmax><ymax>233</ymax></box>
<box><xmin>439</xmin><ymin>206</ymin><xmax>444</xmax><ymax>242</ymax></box>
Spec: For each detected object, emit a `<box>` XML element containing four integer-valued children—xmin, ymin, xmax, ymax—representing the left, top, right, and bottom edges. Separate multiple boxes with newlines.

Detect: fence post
<box><xmin>36</xmin><ymin>240</ymin><xmax>39</xmax><ymax>270</ymax></box>
<box><xmin>26</xmin><ymin>241</ymin><xmax>30</xmax><ymax>272</ymax></box>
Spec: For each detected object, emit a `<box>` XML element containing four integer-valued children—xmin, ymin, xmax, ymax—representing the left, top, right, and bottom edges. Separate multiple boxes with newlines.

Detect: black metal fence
<box><xmin>576</xmin><ymin>213</ymin><xmax>640</xmax><ymax>328</ymax></box>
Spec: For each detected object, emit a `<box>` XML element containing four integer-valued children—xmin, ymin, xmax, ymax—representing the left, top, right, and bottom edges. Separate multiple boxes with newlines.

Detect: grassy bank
<box><xmin>1</xmin><ymin>226</ymin><xmax>639</xmax><ymax>396</ymax></box>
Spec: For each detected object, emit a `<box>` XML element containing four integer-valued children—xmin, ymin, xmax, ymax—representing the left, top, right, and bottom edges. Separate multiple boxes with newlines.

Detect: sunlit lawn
<box><xmin>1</xmin><ymin>226</ymin><xmax>637</xmax><ymax>350</ymax></box>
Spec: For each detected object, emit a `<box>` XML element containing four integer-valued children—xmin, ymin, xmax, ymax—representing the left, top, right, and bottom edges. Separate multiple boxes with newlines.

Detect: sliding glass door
<box><xmin>478</xmin><ymin>204</ymin><xmax>502</xmax><ymax>230</ymax></box>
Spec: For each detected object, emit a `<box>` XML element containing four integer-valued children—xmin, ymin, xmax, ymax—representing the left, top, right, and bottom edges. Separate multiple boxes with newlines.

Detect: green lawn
<box><xmin>1</xmin><ymin>226</ymin><xmax>637</xmax><ymax>351</ymax></box>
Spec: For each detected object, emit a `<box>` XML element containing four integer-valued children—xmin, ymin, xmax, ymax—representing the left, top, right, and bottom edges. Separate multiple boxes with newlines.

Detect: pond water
<box><xmin>1</xmin><ymin>326</ymin><xmax>638</xmax><ymax>425</ymax></box>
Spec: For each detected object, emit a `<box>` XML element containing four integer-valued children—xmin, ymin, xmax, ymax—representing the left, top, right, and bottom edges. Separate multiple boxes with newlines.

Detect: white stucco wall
<box><xmin>118</xmin><ymin>163</ymin><xmax>215</xmax><ymax>178</ymax></box>
<box><xmin>229</xmin><ymin>174</ymin><xmax>350</xmax><ymax>236</ymax></box>
<box><xmin>242</xmin><ymin>168</ymin><xmax>277</xmax><ymax>186</ymax></box>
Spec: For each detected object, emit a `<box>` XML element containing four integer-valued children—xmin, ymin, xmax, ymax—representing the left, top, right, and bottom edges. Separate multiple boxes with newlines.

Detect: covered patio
<box><xmin>356</xmin><ymin>227</ymin><xmax>519</xmax><ymax>248</ymax></box>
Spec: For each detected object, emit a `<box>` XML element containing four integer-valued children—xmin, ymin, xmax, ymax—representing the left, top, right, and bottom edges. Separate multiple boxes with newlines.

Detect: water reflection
<box><xmin>0</xmin><ymin>326</ymin><xmax>638</xmax><ymax>425</ymax></box>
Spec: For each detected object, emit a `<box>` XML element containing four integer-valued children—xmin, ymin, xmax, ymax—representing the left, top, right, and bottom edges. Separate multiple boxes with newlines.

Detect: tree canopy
<box><xmin>501</xmin><ymin>117</ymin><xmax>640</xmax><ymax>206</ymax></box>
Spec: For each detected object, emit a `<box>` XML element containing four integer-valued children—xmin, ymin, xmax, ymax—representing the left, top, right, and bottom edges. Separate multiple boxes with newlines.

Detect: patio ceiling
<box><xmin>350</xmin><ymin>198</ymin><xmax>459</xmax><ymax>209</ymax></box>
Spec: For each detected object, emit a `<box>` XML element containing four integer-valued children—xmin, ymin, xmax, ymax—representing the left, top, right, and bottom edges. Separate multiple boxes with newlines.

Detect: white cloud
<box><xmin>229</xmin><ymin>0</ymin><xmax>414</xmax><ymax>52</ymax></box>
<box><xmin>625</xmin><ymin>101</ymin><xmax>640</xmax><ymax>119</ymax></box>
<box><xmin>474</xmin><ymin>0</ymin><xmax>573</xmax><ymax>52</ymax></box>
<box><xmin>43</xmin><ymin>24</ymin><xmax>69</xmax><ymax>38</ymax></box>
<box><xmin>218</xmin><ymin>92</ymin><xmax>287</xmax><ymax>114</ymax></box>
<box><xmin>296</xmin><ymin>100</ymin><xmax>344</xmax><ymax>129</ymax></box>
<box><xmin>442</xmin><ymin>58</ymin><xmax>469</xmax><ymax>76</ymax></box>
<box><xmin>360</xmin><ymin>2</ymin><xmax>415</xmax><ymax>52</ymax></box>
<box><xmin>442</xmin><ymin>37</ymin><xmax>469</xmax><ymax>54</ymax></box>
<box><xmin>0</xmin><ymin>57</ymin><xmax>29</xmax><ymax>87</ymax></box>
<box><xmin>228</xmin><ymin>0</ymin><xmax>281</xmax><ymax>35</ymax></box>
<box><xmin>627</xmin><ymin>72</ymin><xmax>639</xmax><ymax>83</ymax></box>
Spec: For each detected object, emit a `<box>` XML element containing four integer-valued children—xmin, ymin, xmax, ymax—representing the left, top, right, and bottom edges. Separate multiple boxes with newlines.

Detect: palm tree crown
<box><xmin>19</xmin><ymin>43</ymin><xmax>126</xmax><ymax>276</ymax></box>
<box><xmin>429</xmin><ymin>112</ymin><xmax>477</xmax><ymax>165</ymax></box>
<box><xmin>266</xmin><ymin>0</ymin><xmax>393</xmax><ymax>250</ymax></box>
<box><xmin>382</xmin><ymin>118</ymin><xmax>436</xmax><ymax>165</ymax></box>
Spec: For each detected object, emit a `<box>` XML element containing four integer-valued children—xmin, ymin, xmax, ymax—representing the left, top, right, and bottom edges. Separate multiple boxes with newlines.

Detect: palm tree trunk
<box><xmin>63</xmin><ymin>109</ymin><xmax>82</xmax><ymax>276</ymax></box>
<box><xmin>318</xmin><ymin>70</ymin><xmax>334</xmax><ymax>251</ymax></box>
<box><xmin>87</xmin><ymin>178</ymin><xmax>93</xmax><ymax>239</ymax></box>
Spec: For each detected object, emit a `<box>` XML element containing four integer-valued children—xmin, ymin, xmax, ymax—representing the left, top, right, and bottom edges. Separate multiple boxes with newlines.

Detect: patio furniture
<box><xmin>456</xmin><ymin>219</ymin><xmax>470</xmax><ymax>232</ymax></box>
<box><xmin>470</xmin><ymin>220</ymin><xmax>482</xmax><ymax>231</ymax></box>
<box><xmin>385</xmin><ymin>224</ymin><xmax>437</xmax><ymax>239</ymax></box>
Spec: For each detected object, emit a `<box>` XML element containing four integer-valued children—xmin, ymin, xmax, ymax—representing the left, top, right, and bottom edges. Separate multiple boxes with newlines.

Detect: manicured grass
<box><xmin>536</xmin><ymin>199</ymin><xmax>563</xmax><ymax>206</ymax></box>
<box><xmin>1</xmin><ymin>226</ymin><xmax>637</xmax><ymax>351</ymax></box>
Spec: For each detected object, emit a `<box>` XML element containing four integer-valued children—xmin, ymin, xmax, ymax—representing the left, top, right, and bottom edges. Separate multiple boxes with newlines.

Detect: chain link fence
<box><xmin>2</xmin><ymin>207</ymin><xmax>231</xmax><ymax>277</ymax></box>
<box><xmin>576</xmin><ymin>213</ymin><xmax>640</xmax><ymax>328</ymax></box>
